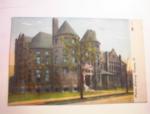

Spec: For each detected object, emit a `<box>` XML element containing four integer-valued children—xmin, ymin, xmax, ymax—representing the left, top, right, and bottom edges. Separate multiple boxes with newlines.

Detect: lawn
<box><xmin>8</xmin><ymin>91</ymin><xmax>80</xmax><ymax>103</ymax></box>
<box><xmin>8</xmin><ymin>88</ymin><xmax>133</xmax><ymax>103</ymax></box>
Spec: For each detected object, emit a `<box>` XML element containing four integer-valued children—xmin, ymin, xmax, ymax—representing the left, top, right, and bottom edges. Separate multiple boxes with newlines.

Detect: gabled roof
<box><xmin>31</xmin><ymin>32</ymin><xmax>52</xmax><ymax>49</ymax></box>
<box><xmin>81</xmin><ymin>29</ymin><xmax>97</xmax><ymax>42</ymax></box>
<box><xmin>109</xmin><ymin>48</ymin><xmax>117</xmax><ymax>56</ymax></box>
<box><xmin>57</xmin><ymin>21</ymin><xmax>77</xmax><ymax>36</ymax></box>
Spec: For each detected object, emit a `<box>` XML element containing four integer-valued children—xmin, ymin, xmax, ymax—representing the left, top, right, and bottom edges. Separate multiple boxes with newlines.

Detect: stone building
<box><xmin>98</xmin><ymin>49</ymin><xmax>128</xmax><ymax>89</ymax></box>
<box><xmin>12</xmin><ymin>18</ymin><xmax>80</xmax><ymax>93</ymax></box>
<box><xmin>13</xmin><ymin>32</ymin><xmax>53</xmax><ymax>93</ymax></box>
<box><xmin>10</xmin><ymin>18</ymin><xmax>130</xmax><ymax>93</ymax></box>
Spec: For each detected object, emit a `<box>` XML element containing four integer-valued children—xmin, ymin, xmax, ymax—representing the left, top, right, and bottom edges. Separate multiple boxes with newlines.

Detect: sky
<box><xmin>10</xmin><ymin>17</ymin><xmax>131</xmax><ymax>65</ymax></box>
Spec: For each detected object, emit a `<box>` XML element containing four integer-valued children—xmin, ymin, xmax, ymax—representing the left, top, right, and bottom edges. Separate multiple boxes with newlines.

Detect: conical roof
<box><xmin>57</xmin><ymin>21</ymin><xmax>77</xmax><ymax>36</ymax></box>
<box><xmin>31</xmin><ymin>32</ymin><xmax>52</xmax><ymax>49</ymax></box>
<box><xmin>81</xmin><ymin>29</ymin><xmax>97</xmax><ymax>42</ymax></box>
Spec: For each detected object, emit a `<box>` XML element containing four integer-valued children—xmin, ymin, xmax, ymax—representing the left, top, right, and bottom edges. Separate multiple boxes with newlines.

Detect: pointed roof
<box><xmin>110</xmin><ymin>48</ymin><xmax>117</xmax><ymax>55</ymax></box>
<box><xmin>31</xmin><ymin>32</ymin><xmax>52</xmax><ymax>49</ymax></box>
<box><xmin>57</xmin><ymin>21</ymin><xmax>77</xmax><ymax>36</ymax></box>
<box><xmin>81</xmin><ymin>29</ymin><xmax>97</xmax><ymax>42</ymax></box>
<box><xmin>18</xmin><ymin>33</ymin><xmax>32</xmax><ymax>42</ymax></box>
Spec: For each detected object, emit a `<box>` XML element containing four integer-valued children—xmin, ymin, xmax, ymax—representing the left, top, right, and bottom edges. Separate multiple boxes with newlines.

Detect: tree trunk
<box><xmin>79</xmin><ymin>65</ymin><xmax>84</xmax><ymax>99</ymax></box>
<box><xmin>125</xmin><ymin>71</ymin><xmax>128</xmax><ymax>93</ymax></box>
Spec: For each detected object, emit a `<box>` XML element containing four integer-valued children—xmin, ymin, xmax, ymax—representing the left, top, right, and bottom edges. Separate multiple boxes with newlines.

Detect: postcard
<box><xmin>8</xmin><ymin>17</ymin><xmax>147</xmax><ymax>105</ymax></box>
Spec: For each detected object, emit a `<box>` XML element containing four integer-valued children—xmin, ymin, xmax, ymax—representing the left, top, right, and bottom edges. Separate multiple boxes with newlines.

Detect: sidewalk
<box><xmin>9</xmin><ymin>91</ymin><xmax>132</xmax><ymax>105</ymax></box>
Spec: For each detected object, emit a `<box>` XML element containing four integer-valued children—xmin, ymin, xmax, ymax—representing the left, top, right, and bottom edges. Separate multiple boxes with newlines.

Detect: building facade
<box><xmin>10</xmin><ymin>18</ymin><xmax>131</xmax><ymax>93</ymax></box>
<box><xmin>98</xmin><ymin>49</ymin><xmax>128</xmax><ymax>89</ymax></box>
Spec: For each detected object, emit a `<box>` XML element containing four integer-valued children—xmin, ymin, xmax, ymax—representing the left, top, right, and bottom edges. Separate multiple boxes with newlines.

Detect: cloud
<box><xmin>21</xmin><ymin>22</ymin><xmax>32</xmax><ymax>26</ymax></box>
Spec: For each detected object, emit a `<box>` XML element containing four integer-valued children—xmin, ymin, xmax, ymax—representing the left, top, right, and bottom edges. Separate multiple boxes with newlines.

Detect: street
<box><xmin>70</xmin><ymin>94</ymin><xmax>133</xmax><ymax>104</ymax></box>
<box><xmin>46</xmin><ymin>92</ymin><xmax>133</xmax><ymax>105</ymax></box>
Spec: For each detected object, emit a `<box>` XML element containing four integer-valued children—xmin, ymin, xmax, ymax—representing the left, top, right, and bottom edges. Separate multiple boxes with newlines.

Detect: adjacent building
<box><xmin>99</xmin><ymin>49</ymin><xmax>127</xmax><ymax>89</ymax></box>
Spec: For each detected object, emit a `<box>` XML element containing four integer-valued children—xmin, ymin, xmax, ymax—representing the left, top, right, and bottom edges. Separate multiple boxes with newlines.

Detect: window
<box><xmin>46</xmin><ymin>70</ymin><xmax>49</xmax><ymax>74</ymax></box>
<box><xmin>55</xmin><ymin>56</ymin><xmax>57</xmax><ymax>64</ymax></box>
<box><xmin>46</xmin><ymin>57</ymin><xmax>49</xmax><ymax>64</ymax></box>
<box><xmin>45</xmin><ymin>70</ymin><xmax>49</xmax><ymax>81</ymax></box>
<box><xmin>46</xmin><ymin>60</ymin><xmax>49</xmax><ymax>64</ymax></box>
<box><xmin>72</xmin><ymin>57</ymin><xmax>76</xmax><ymax>63</ymax></box>
<box><xmin>45</xmin><ymin>51</ymin><xmax>49</xmax><ymax>56</ymax></box>
<box><xmin>36</xmin><ymin>51</ymin><xmax>40</xmax><ymax>55</ymax></box>
<box><xmin>21</xmin><ymin>86</ymin><xmax>25</xmax><ymax>93</ymax></box>
<box><xmin>72</xmin><ymin>49</ymin><xmax>75</xmax><ymax>54</ymax></box>
<box><xmin>35</xmin><ymin>70</ymin><xmax>40</xmax><ymax>78</ymax></box>
<box><xmin>96</xmin><ymin>55</ymin><xmax>99</xmax><ymax>59</ymax></box>
<box><xmin>72</xmin><ymin>39</ymin><xmax>75</xmax><ymax>44</ymax></box>
<box><xmin>85</xmin><ymin>52</ymin><xmax>88</xmax><ymax>57</ymax></box>
<box><xmin>96</xmin><ymin>55</ymin><xmax>99</xmax><ymax>63</ymax></box>
<box><xmin>63</xmin><ymin>68</ymin><xmax>68</xmax><ymax>75</ymax></box>
<box><xmin>64</xmin><ymin>56</ymin><xmax>67</xmax><ymax>63</ymax></box>
<box><xmin>55</xmin><ymin>38</ymin><xmax>58</xmax><ymax>44</ymax></box>
<box><xmin>36</xmin><ymin>69</ymin><xmax>40</xmax><ymax>74</ymax></box>
<box><xmin>37</xmin><ymin>74</ymin><xmax>40</xmax><ymax>78</ymax></box>
<box><xmin>36</xmin><ymin>57</ymin><xmax>41</xmax><ymax>64</ymax></box>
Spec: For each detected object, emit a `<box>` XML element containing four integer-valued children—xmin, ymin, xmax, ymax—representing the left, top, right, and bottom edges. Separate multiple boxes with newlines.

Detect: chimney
<box><xmin>105</xmin><ymin>52</ymin><xmax>109</xmax><ymax>71</ymax></box>
<box><xmin>52</xmin><ymin>18</ymin><xmax>58</xmax><ymax>37</ymax></box>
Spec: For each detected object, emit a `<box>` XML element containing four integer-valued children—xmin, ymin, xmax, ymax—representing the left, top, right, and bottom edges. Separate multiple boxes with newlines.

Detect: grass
<box><xmin>8</xmin><ymin>91</ymin><xmax>80</xmax><ymax>103</ymax></box>
<box><xmin>8</xmin><ymin>88</ymin><xmax>133</xmax><ymax>103</ymax></box>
